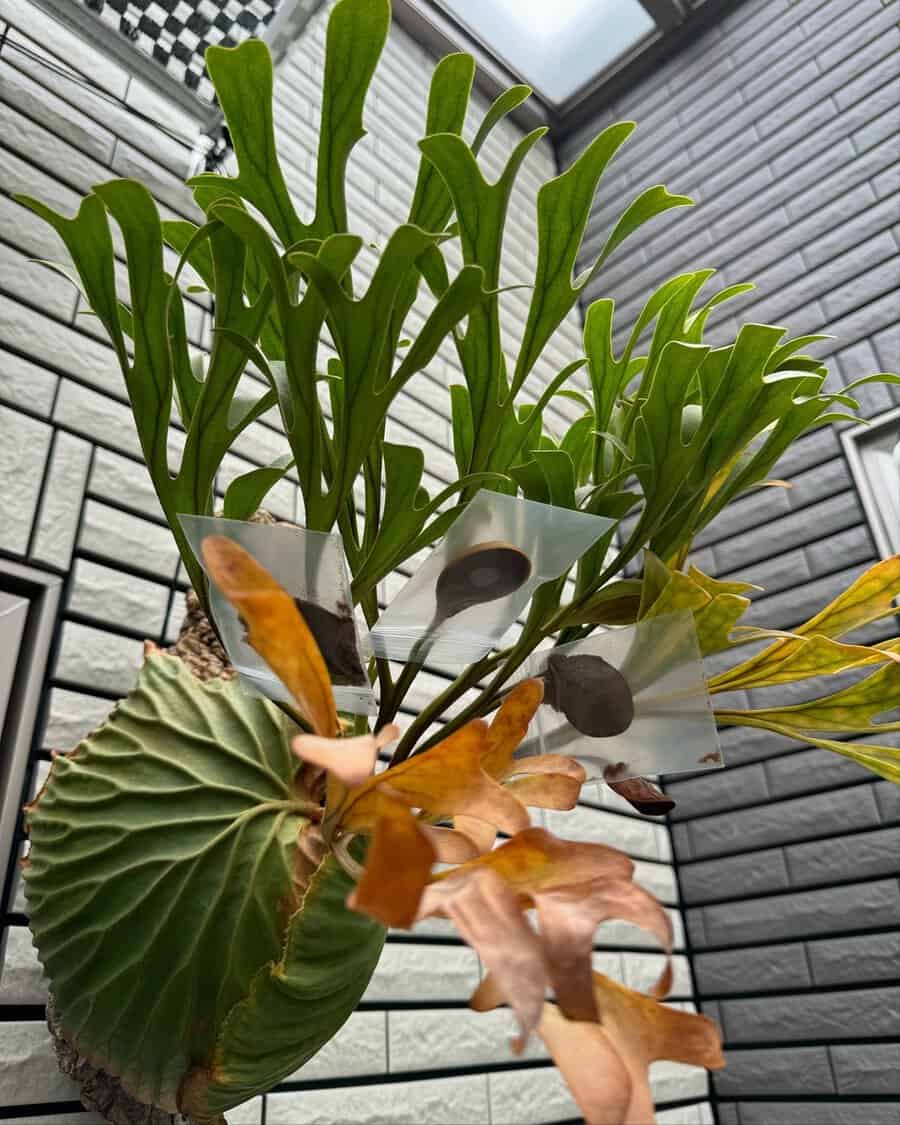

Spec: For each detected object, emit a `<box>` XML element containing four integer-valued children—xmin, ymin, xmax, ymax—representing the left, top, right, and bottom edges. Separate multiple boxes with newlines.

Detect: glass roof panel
<box><xmin>439</xmin><ymin>0</ymin><xmax>656</xmax><ymax>103</ymax></box>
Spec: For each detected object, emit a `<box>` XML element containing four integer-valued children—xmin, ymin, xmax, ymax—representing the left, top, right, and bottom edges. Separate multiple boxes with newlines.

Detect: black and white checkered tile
<box><xmin>84</xmin><ymin>0</ymin><xmax>280</xmax><ymax>101</ymax></box>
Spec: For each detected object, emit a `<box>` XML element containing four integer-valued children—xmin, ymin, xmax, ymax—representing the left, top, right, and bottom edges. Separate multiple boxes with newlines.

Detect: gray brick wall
<box><xmin>0</xmin><ymin>2</ymin><xmax>711</xmax><ymax>1122</ymax></box>
<box><xmin>562</xmin><ymin>1</ymin><xmax>900</xmax><ymax>1122</ymax></box>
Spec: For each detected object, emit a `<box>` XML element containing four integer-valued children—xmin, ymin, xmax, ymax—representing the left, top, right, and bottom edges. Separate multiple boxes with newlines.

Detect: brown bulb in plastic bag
<box><xmin>544</xmin><ymin>652</ymin><xmax>635</xmax><ymax>737</ymax></box>
<box><xmin>434</xmin><ymin>541</ymin><xmax>533</xmax><ymax>622</ymax></box>
<box><xmin>408</xmin><ymin>542</ymin><xmax>532</xmax><ymax>665</ymax></box>
<box><xmin>371</xmin><ymin>492</ymin><xmax>613</xmax><ymax>666</ymax></box>
<box><xmin>293</xmin><ymin>599</ymin><xmax>367</xmax><ymax>684</ymax></box>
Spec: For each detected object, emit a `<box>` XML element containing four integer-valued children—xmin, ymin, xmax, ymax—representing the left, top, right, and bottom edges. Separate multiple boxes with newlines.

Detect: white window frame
<box><xmin>841</xmin><ymin>406</ymin><xmax>900</xmax><ymax>559</ymax></box>
<box><xmin>394</xmin><ymin>0</ymin><xmax>744</xmax><ymax>137</ymax></box>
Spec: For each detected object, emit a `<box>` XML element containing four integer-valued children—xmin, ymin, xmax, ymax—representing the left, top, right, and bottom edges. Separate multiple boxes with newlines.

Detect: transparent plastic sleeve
<box><xmin>179</xmin><ymin>514</ymin><xmax>375</xmax><ymax>715</ymax></box>
<box><xmin>368</xmin><ymin>491</ymin><xmax>614</xmax><ymax>667</ymax></box>
<box><xmin>518</xmin><ymin>610</ymin><xmax>723</xmax><ymax>780</ymax></box>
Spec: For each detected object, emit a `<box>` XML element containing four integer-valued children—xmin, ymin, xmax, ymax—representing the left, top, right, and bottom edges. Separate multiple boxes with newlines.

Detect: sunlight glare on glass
<box><xmin>440</xmin><ymin>0</ymin><xmax>656</xmax><ymax>103</ymax></box>
<box><xmin>489</xmin><ymin>0</ymin><xmax>600</xmax><ymax>37</ymax></box>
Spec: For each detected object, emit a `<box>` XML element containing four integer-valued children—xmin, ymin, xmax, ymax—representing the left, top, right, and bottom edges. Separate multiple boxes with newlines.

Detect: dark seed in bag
<box><xmin>544</xmin><ymin>652</ymin><xmax>635</xmax><ymax>737</ymax></box>
<box><xmin>294</xmin><ymin>598</ymin><xmax>367</xmax><ymax>685</ymax></box>
<box><xmin>519</xmin><ymin>611</ymin><xmax>722</xmax><ymax>781</ymax></box>
<box><xmin>370</xmin><ymin>492</ymin><xmax>615</xmax><ymax>667</ymax></box>
<box><xmin>434</xmin><ymin>542</ymin><xmax>533</xmax><ymax>620</ymax></box>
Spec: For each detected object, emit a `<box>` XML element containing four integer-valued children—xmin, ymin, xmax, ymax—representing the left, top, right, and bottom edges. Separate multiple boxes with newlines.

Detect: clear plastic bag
<box><xmin>369</xmin><ymin>491</ymin><xmax>614</xmax><ymax>666</ymax></box>
<box><xmin>518</xmin><ymin>610</ymin><xmax>722</xmax><ymax>780</ymax></box>
<box><xmin>179</xmin><ymin>514</ymin><xmax>375</xmax><ymax>715</ymax></box>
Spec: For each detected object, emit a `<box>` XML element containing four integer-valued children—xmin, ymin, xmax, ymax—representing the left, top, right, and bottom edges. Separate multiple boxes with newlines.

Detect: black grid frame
<box><xmin>89</xmin><ymin>0</ymin><xmax>280</xmax><ymax>101</ymax></box>
<box><xmin>25</xmin><ymin>0</ymin><xmax>299</xmax><ymax>127</ymax></box>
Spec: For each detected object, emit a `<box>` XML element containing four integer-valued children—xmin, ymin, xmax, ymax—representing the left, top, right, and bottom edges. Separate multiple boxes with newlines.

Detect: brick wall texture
<box><xmin>561</xmin><ymin>1</ymin><xmax>900</xmax><ymax>1123</ymax></box>
<box><xmin>0</xmin><ymin>1</ymin><xmax>714</xmax><ymax>1122</ymax></box>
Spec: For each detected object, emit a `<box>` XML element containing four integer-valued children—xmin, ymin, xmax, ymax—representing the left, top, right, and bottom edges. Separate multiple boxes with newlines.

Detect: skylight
<box><xmin>438</xmin><ymin>0</ymin><xmax>656</xmax><ymax>104</ymax></box>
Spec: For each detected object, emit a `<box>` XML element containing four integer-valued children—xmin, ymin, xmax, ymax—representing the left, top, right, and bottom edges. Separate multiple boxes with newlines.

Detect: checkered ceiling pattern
<box><xmin>86</xmin><ymin>0</ymin><xmax>280</xmax><ymax>101</ymax></box>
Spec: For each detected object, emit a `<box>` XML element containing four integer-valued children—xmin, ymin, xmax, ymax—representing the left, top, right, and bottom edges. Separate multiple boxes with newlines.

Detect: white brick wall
<box><xmin>561</xmin><ymin>3</ymin><xmax>900</xmax><ymax>1121</ymax></box>
<box><xmin>0</xmin><ymin>1</ymin><xmax>709</xmax><ymax>1120</ymax></box>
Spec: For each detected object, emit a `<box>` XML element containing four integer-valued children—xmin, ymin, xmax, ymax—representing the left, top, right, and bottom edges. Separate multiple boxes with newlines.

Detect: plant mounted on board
<box><xmin>16</xmin><ymin>0</ymin><xmax>900</xmax><ymax>1121</ymax></box>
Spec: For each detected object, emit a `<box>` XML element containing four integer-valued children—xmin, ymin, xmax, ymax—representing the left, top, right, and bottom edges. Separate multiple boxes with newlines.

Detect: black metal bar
<box><xmin>0</xmin><ymin>1102</ymin><xmax>87</xmax><ymax>1119</ymax></box>
<box><xmin>639</xmin><ymin>0</ymin><xmax>687</xmax><ymax>32</ymax></box>
<box><xmin>0</xmin><ymin>558</ymin><xmax>64</xmax><ymax>916</ymax></box>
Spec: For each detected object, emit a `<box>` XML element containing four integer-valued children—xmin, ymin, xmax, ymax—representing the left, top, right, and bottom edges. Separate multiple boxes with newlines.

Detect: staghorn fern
<box><xmin>17</xmin><ymin>0</ymin><xmax>900</xmax><ymax>1120</ymax></box>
